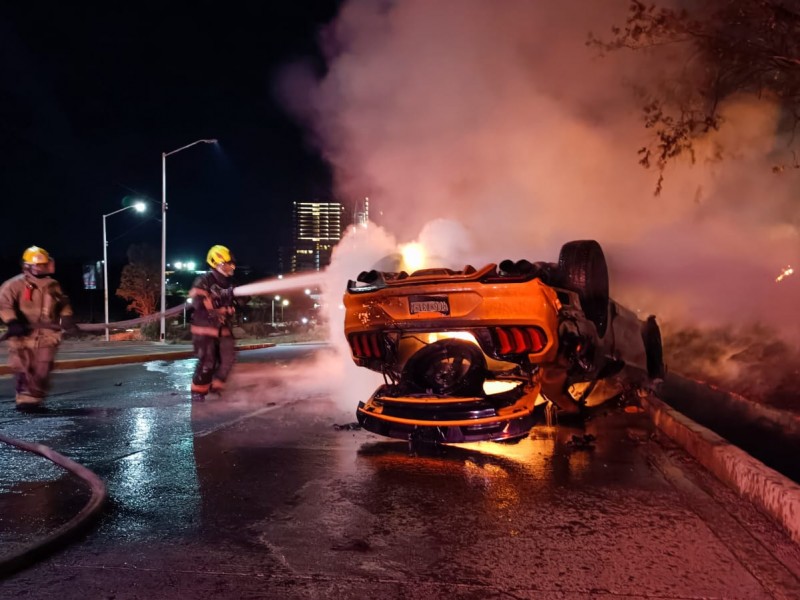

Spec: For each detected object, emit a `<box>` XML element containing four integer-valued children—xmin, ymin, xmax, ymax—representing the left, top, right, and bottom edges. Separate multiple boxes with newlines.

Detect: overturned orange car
<box><xmin>343</xmin><ymin>240</ymin><xmax>664</xmax><ymax>443</ymax></box>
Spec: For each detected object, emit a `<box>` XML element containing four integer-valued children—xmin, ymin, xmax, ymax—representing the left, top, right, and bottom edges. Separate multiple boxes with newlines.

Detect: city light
<box><xmin>173</xmin><ymin>260</ymin><xmax>200</xmax><ymax>271</ymax></box>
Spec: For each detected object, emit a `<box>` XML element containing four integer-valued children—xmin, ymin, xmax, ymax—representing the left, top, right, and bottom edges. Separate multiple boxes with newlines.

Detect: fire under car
<box><xmin>343</xmin><ymin>240</ymin><xmax>665</xmax><ymax>444</ymax></box>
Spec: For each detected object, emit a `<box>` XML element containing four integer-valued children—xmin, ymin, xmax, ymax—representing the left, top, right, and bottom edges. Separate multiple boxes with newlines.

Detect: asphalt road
<box><xmin>1</xmin><ymin>344</ymin><xmax>800</xmax><ymax>598</ymax></box>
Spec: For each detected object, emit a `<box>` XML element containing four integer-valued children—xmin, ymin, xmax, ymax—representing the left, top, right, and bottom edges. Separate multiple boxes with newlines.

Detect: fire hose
<box><xmin>0</xmin><ymin>303</ymin><xmax>188</xmax><ymax>341</ymax></box>
<box><xmin>75</xmin><ymin>303</ymin><xmax>188</xmax><ymax>331</ymax></box>
<box><xmin>0</xmin><ymin>303</ymin><xmax>224</xmax><ymax>574</ymax></box>
<box><xmin>0</xmin><ymin>433</ymin><xmax>107</xmax><ymax>577</ymax></box>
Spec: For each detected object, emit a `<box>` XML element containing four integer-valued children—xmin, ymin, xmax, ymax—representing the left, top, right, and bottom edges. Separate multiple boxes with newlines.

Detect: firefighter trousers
<box><xmin>8</xmin><ymin>344</ymin><xmax>58</xmax><ymax>405</ymax></box>
<box><xmin>191</xmin><ymin>335</ymin><xmax>236</xmax><ymax>395</ymax></box>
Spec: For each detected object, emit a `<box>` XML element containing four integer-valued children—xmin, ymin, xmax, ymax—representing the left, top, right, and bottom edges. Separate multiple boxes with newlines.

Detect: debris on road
<box><xmin>566</xmin><ymin>433</ymin><xmax>596</xmax><ymax>450</ymax></box>
<box><xmin>333</xmin><ymin>422</ymin><xmax>361</xmax><ymax>431</ymax></box>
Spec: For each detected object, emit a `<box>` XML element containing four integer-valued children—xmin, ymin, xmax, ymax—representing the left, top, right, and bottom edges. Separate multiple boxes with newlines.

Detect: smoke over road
<box><xmin>274</xmin><ymin>0</ymin><xmax>799</xmax><ymax>402</ymax></box>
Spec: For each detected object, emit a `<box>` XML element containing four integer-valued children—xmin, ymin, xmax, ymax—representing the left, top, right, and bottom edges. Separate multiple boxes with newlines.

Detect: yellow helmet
<box><xmin>22</xmin><ymin>246</ymin><xmax>51</xmax><ymax>265</ymax></box>
<box><xmin>207</xmin><ymin>245</ymin><xmax>234</xmax><ymax>268</ymax></box>
<box><xmin>22</xmin><ymin>246</ymin><xmax>55</xmax><ymax>276</ymax></box>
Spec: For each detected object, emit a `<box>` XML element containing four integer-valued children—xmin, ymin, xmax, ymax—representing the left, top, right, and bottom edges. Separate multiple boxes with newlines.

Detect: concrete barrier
<box><xmin>643</xmin><ymin>392</ymin><xmax>800</xmax><ymax>545</ymax></box>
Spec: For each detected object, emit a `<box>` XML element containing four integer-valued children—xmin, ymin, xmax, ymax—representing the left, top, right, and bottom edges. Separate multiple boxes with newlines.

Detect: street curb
<box><xmin>0</xmin><ymin>343</ymin><xmax>275</xmax><ymax>375</ymax></box>
<box><xmin>642</xmin><ymin>392</ymin><xmax>800</xmax><ymax>546</ymax></box>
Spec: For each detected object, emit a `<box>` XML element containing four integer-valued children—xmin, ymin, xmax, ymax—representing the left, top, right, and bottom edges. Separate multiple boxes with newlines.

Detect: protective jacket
<box><xmin>0</xmin><ymin>273</ymin><xmax>73</xmax><ymax>347</ymax></box>
<box><xmin>189</xmin><ymin>270</ymin><xmax>237</xmax><ymax>337</ymax></box>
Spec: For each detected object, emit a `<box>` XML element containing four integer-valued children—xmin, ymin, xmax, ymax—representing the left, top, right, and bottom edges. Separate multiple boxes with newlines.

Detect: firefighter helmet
<box><xmin>207</xmin><ymin>245</ymin><xmax>234</xmax><ymax>268</ymax></box>
<box><xmin>22</xmin><ymin>246</ymin><xmax>51</xmax><ymax>265</ymax></box>
<box><xmin>22</xmin><ymin>246</ymin><xmax>55</xmax><ymax>276</ymax></box>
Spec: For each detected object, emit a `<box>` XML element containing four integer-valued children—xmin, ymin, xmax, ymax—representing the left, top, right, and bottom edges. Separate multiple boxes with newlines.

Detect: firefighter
<box><xmin>189</xmin><ymin>245</ymin><xmax>240</xmax><ymax>401</ymax></box>
<box><xmin>0</xmin><ymin>246</ymin><xmax>78</xmax><ymax>409</ymax></box>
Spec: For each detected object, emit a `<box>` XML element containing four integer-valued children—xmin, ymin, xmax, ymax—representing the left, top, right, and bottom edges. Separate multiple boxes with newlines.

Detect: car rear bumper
<box><xmin>355</xmin><ymin>383</ymin><xmax>542</xmax><ymax>442</ymax></box>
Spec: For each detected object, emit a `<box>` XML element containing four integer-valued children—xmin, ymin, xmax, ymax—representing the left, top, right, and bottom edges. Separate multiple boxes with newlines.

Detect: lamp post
<box><xmin>281</xmin><ymin>298</ymin><xmax>289</xmax><ymax>323</ymax></box>
<box><xmin>271</xmin><ymin>295</ymin><xmax>281</xmax><ymax>327</ymax></box>
<box><xmin>103</xmin><ymin>201</ymin><xmax>147</xmax><ymax>342</ymax></box>
<box><xmin>183</xmin><ymin>297</ymin><xmax>192</xmax><ymax>327</ymax></box>
<box><xmin>160</xmin><ymin>138</ymin><xmax>217</xmax><ymax>342</ymax></box>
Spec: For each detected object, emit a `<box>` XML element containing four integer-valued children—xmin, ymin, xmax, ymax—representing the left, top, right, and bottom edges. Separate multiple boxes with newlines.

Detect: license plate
<box><xmin>409</xmin><ymin>295</ymin><xmax>450</xmax><ymax>315</ymax></box>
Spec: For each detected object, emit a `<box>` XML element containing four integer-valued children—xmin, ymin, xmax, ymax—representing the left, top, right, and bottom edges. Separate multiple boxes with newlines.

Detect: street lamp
<box><xmin>281</xmin><ymin>298</ymin><xmax>289</xmax><ymax>322</ymax></box>
<box><xmin>160</xmin><ymin>138</ymin><xmax>217</xmax><ymax>342</ymax></box>
<box><xmin>183</xmin><ymin>297</ymin><xmax>193</xmax><ymax>327</ymax></box>
<box><xmin>271</xmin><ymin>295</ymin><xmax>281</xmax><ymax>326</ymax></box>
<box><xmin>103</xmin><ymin>201</ymin><xmax>147</xmax><ymax>342</ymax></box>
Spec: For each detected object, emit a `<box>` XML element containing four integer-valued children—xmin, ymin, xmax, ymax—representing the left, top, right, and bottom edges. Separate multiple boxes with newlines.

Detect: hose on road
<box><xmin>0</xmin><ymin>433</ymin><xmax>107</xmax><ymax>578</ymax></box>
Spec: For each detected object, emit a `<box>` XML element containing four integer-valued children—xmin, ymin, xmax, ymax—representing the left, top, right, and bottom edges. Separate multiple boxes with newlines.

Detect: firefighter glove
<box><xmin>5</xmin><ymin>320</ymin><xmax>28</xmax><ymax>338</ymax></box>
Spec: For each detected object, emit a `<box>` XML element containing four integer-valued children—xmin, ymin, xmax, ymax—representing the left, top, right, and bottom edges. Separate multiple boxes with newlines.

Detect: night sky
<box><xmin>0</xmin><ymin>1</ymin><xmax>341</xmax><ymax>273</ymax></box>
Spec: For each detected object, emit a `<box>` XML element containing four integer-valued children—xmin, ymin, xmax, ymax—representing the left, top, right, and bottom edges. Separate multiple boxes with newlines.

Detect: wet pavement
<box><xmin>1</xmin><ymin>344</ymin><xmax>800</xmax><ymax>598</ymax></box>
<box><xmin>0</xmin><ymin>444</ymin><xmax>91</xmax><ymax>559</ymax></box>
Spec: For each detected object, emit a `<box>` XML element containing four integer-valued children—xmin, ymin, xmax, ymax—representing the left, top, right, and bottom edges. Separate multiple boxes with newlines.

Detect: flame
<box><xmin>400</xmin><ymin>242</ymin><xmax>426</xmax><ymax>272</ymax></box>
<box><xmin>423</xmin><ymin>331</ymin><xmax>478</xmax><ymax>344</ymax></box>
<box><xmin>775</xmin><ymin>265</ymin><xmax>794</xmax><ymax>283</ymax></box>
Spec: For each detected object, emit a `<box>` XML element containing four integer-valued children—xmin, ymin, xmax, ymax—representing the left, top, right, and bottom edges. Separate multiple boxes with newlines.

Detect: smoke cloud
<box><xmin>279</xmin><ymin>0</ymin><xmax>799</xmax><ymax>331</ymax></box>
<box><xmin>275</xmin><ymin>0</ymin><xmax>799</xmax><ymax>401</ymax></box>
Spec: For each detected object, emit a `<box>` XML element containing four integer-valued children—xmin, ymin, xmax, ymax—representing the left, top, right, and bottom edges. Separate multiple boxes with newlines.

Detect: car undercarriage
<box><xmin>343</xmin><ymin>240</ymin><xmax>664</xmax><ymax>444</ymax></box>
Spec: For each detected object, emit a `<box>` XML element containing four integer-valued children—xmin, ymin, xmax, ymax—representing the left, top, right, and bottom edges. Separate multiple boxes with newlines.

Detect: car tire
<box><xmin>558</xmin><ymin>240</ymin><xmax>610</xmax><ymax>337</ymax></box>
<box><xmin>402</xmin><ymin>339</ymin><xmax>486</xmax><ymax>396</ymax></box>
<box><xmin>641</xmin><ymin>315</ymin><xmax>665</xmax><ymax>379</ymax></box>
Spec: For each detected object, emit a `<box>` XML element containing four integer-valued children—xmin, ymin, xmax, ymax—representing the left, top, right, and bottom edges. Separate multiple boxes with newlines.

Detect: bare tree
<box><xmin>590</xmin><ymin>0</ymin><xmax>800</xmax><ymax>193</ymax></box>
<box><xmin>116</xmin><ymin>243</ymin><xmax>160</xmax><ymax>317</ymax></box>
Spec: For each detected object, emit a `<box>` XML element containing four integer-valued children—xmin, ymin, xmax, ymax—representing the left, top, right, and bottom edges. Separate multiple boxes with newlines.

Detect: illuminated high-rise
<box><xmin>291</xmin><ymin>201</ymin><xmax>345</xmax><ymax>272</ymax></box>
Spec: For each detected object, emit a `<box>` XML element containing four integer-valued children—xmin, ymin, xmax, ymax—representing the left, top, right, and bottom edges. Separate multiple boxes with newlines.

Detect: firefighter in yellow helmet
<box><xmin>0</xmin><ymin>246</ymin><xmax>78</xmax><ymax>409</ymax></box>
<box><xmin>188</xmin><ymin>245</ymin><xmax>241</xmax><ymax>401</ymax></box>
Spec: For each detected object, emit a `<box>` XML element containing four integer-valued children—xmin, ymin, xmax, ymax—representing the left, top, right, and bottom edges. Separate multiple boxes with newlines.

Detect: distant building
<box><xmin>353</xmin><ymin>196</ymin><xmax>370</xmax><ymax>227</ymax></box>
<box><xmin>291</xmin><ymin>201</ymin><xmax>345</xmax><ymax>272</ymax></box>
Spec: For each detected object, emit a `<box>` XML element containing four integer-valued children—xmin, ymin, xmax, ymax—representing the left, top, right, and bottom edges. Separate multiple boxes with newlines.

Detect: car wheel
<box><xmin>641</xmin><ymin>315</ymin><xmax>665</xmax><ymax>379</ymax></box>
<box><xmin>558</xmin><ymin>240</ymin><xmax>610</xmax><ymax>337</ymax></box>
<box><xmin>402</xmin><ymin>339</ymin><xmax>487</xmax><ymax>396</ymax></box>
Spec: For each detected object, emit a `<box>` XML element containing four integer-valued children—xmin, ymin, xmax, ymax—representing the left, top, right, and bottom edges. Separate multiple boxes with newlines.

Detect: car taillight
<box><xmin>492</xmin><ymin>326</ymin><xmax>546</xmax><ymax>355</ymax></box>
<box><xmin>349</xmin><ymin>332</ymin><xmax>385</xmax><ymax>359</ymax></box>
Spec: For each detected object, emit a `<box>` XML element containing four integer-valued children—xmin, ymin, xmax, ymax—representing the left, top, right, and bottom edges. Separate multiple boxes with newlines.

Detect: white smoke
<box><xmin>277</xmin><ymin>0</ymin><xmax>800</xmax><ymax>340</ymax></box>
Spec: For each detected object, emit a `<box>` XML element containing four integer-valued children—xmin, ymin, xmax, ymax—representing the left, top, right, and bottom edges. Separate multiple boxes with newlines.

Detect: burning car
<box><xmin>343</xmin><ymin>240</ymin><xmax>664</xmax><ymax>444</ymax></box>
